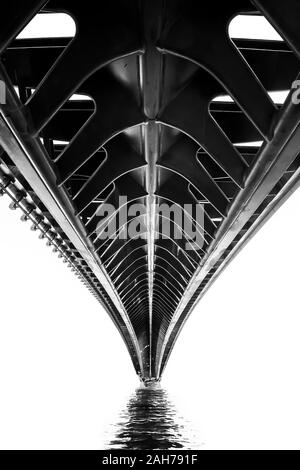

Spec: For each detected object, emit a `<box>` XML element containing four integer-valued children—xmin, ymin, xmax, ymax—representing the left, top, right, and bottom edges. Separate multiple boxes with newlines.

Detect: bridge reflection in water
<box><xmin>106</xmin><ymin>388</ymin><xmax>200</xmax><ymax>450</ymax></box>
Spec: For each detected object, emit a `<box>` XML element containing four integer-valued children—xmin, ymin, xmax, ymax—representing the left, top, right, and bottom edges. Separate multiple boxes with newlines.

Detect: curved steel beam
<box><xmin>26</xmin><ymin>0</ymin><xmax>144</xmax><ymax>133</ymax></box>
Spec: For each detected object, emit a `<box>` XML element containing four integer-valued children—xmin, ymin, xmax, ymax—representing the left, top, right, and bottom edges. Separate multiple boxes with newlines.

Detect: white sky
<box><xmin>17</xmin><ymin>13</ymin><xmax>76</xmax><ymax>39</ymax></box>
<box><xmin>213</xmin><ymin>91</ymin><xmax>289</xmax><ymax>105</ymax></box>
<box><xmin>229</xmin><ymin>15</ymin><xmax>283</xmax><ymax>41</ymax></box>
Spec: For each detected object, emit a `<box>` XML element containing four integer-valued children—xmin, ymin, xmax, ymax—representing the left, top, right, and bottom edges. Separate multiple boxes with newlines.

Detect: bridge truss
<box><xmin>0</xmin><ymin>0</ymin><xmax>300</xmax><ymax>381</ymax></box>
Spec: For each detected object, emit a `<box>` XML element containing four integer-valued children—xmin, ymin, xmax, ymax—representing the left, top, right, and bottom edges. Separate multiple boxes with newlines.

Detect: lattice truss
<box><xmin>0</xmin><ymin>0</ymin><xmax>300</xmax><ymax>380</ymax></box>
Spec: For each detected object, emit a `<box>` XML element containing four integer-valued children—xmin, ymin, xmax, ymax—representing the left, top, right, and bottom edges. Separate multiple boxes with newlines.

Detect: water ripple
<box><xmin>105</xmin><ymin>387</ymin><xmax>200</xmax><ymax>450</ymax></box>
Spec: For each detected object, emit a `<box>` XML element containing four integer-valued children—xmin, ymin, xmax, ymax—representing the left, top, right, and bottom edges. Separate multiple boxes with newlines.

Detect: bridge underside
<box><xmin>0</xmin><ymin>0</ymin><xmax>300</xmax><ymax>381</ymax></box>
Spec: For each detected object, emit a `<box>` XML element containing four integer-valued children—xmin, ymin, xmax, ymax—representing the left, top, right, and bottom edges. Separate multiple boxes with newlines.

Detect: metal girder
<box><xmin>252</xmin><ymin>0</ymin><xmax>300</xmax><ymax>59</ymax></box>
<box><xmin>158</xmin><ymin>136</ymin><xmax>230</xmax><ymax>216</ymax></box>
<box><xmin>0</xmin><ymin>1</ymin><xmax>48</xmax><ymax>54</ymax></box>
<box><xmin>157</xmin><ymin>1</ymin><xmax>277</xmax><ymax>138</ymax></box>
<box><xmin>26</xmin><ymin>0</ymin><xmax>143</xmax><ymax>133</ymax></box>
<box><xmin>55</xmin><ymin>72</ymin><xmax>145</xmax><ymax>186</ymax></box>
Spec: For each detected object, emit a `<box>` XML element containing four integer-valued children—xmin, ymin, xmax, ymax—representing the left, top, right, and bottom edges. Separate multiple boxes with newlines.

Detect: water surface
<box><xmin>105</xmin><ymin>387</ymin><xmax>201</xmax><ymax>450</ymax></box>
